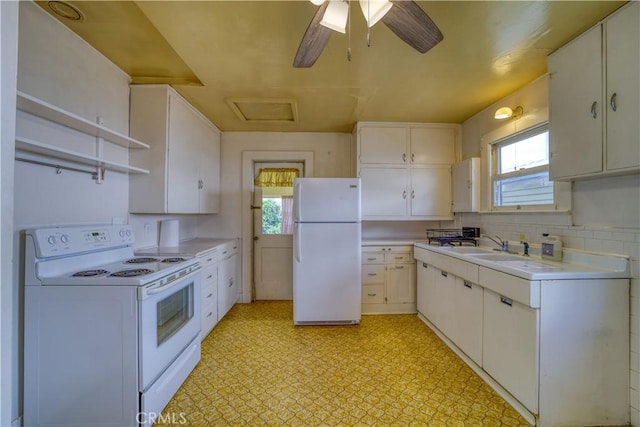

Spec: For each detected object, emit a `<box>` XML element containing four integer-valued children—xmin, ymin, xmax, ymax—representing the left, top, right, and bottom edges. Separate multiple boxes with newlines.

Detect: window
<box><xmin>491</xmin><ymin>124</ymin><xmax>554</xmax><ymax>209</ymax></box>
<box><xmin>261</xmin><ymin>190</ymin><xmax>294</xmax><ymax>234</ymax></box>
<box><xmin>254</xmin><ymin>166</ymin><xmax>300</xmax><ymax>235</ymax></box>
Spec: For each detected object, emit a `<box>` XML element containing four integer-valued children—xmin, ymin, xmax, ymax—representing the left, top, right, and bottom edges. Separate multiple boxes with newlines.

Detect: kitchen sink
<box><xmin>469</xmin><ymin>253</ymin><xmax>523</xmax><ymax>261</ymax></box>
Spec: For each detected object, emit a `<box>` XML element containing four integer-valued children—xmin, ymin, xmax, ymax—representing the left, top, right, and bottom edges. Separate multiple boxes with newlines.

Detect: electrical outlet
<box><xmin>144</xmin><ymin>223</ymin><xmax>153</xmax><ymax>237</ymax></box>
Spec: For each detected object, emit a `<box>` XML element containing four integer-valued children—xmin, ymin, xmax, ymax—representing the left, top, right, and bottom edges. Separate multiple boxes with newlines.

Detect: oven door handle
<box><xmin>142</xmin><ymin>268</ymin><xmax>201</xmax><ymax>298</ymax></box>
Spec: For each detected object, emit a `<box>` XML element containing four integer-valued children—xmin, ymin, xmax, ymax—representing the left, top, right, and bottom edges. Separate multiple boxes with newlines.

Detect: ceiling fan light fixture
<box><xmin>320</xmin><ymin>0</ymin><xmax>349</xmax><ymax>33</ymax></box>
<box><xmin>309</xmin><ymin>0</ymin><xmax>326</xmax><ymax>5</ymax></box>
<box><xmin>494</xmin><ymin>106</ymin><xmax>523</xmax><ymax>120</ymax></box>
<box><xmin>359</xmin><ymin>0</ymin><xmax>392</xmax><ymax>27</ymax></box>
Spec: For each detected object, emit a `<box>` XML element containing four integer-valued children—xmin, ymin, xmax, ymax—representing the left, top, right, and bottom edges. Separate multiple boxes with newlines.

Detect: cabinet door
<box><xmin>167</xmin><ymin>94</ymin><xmax>201</xmax><ymax>213</ymax></box>
<box><xmin>548</xmin><ymin>25</ymin><xmax>603</xmax><ymax>179</ymax></box>
<box><xmin>428</xmin><ymin>266</ymin><xmax>455</xmax><ymax>337</ymax></box>
<box><xmin>410</xmin><ymin>167</ymin><xmax>452</xmax><ymax>219</ymax></box>
<box><xmin>198</xmin><ymin>126</ymin><xmax>221</xmax><ymax>213</ymax></box>
<box><xmin>416</xmin><ymin>261</ymin><xmax>429</xmax><ymax>316</ymax></box>
<box><xmin>483</xmin><ymin>289</ymin><xmax>539</xmax><ymax>413</ymax></box>
<box><xmin>359</xmin><ymin>126</ymin><xmax>408</xmax><ymax>164</ymax></box>
<box><xmin>605</xmin><ymin>2</ymin><xmax>640</xmax><ymax>172</ymax></box>
<box><xmin>409</xmin><ymin>127</ymin><xmax>456</xmax><ymax>165</ymax></box>
<box><xmin>218</xmin><ymin>256</ymin><xmax>236</xmax><ymax>321</ymax></box>
<box><xmin>452</xmin><ymin>158</ymin><xmax>479</xmax><ymax>213</ymax></box>
<box><xmin>453</xmin><ymin>278</ymin><xmax>483</xmax><ymax>365</ymax></box>
<box><xmin>386</xmin><ymin>263</ymin><xmax>415</xmax><ymax>304</ymax></box>
<box><xmin>360</xmin><ymin>167</ymin><xmax>408</xmax><ymax>217</ymax></box>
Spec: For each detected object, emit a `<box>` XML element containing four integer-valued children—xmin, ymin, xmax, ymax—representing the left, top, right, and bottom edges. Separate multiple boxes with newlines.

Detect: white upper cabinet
<box><xmin>355</xmin><ymin>122</ymin><xmax>459</xmax><ymax>220</ymax></box>
<box><xmin>452</xmin><ymin>158</ymin><xmax>480</xmax><ymax>213</ymax></box>
<box><xmin>359</xmin><ymin>126</ymin><xmax>407</xmax><ymax>164</ymax></box>
<box><xmin>409</xmin><ymin>127</ymin><xmax>456</xmax><ymax>165</ymax></box>
<box><xmin>549</xmin><ymin>2</ymin><xmax>639</xmax><ymax>180</ymax></box>
<box><xmin>605</xmin><ymin>2</ymin><xmax>640</xmax><ymax>172</ymax></box>
<box><xmin>129</xmin><ymin>85</ymin><xmax>221</xmax><ymax>214</ymax></box>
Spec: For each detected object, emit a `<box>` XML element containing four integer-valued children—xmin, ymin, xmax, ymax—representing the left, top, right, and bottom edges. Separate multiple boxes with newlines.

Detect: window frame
<box><xmin>488</xmin><ymin>122</ymin><xmax>556</xmax><ymax>212</ymax></box>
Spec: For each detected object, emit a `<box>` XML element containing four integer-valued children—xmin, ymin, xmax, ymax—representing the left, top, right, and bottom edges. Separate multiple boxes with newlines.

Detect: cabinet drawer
<box><xmin>199</xmin><ymin>250</ymin><xmax>218</xmax><ymax>269</ymax></box>
<box><xmin>220</xmin><ymin>240</ymin><xmax>238</xmax><ymax>259</ymax></box>
<box><xmin>362</xmin><ymin>285</ymin><xmax>385</xmax><ymax>304</ymax></box>
<box><xmin>201</xmin><ymin>284</ymin><xmax>217</xmax><ymax>306</ymax></box>
<box><xmin>388</xmin><ymin>252</ymin><xmax>413</xmax><ymax>264</ymax></box>
<box><xmin>201</xmin><ymin>301</ymin><xmax>218</xmax><ymax>337</ymax></box>
<box><xmin>362</xmin><ymin>252</ymin><xmax>384</xmax><ymax>264</ymax></box>
<box><xmin>479</xmin><ymin>267</ymin><xmax>540</xmax><ymax>308</ymax></box>
<box><xmin>362</xmin><ymin>265</ymin><xmax>385</xmax><ymax>284</ymax></box>
<box><xmin>201</xmin><ymin>265</ymin><xmax>217</xmax><ymax>285</ymax></box>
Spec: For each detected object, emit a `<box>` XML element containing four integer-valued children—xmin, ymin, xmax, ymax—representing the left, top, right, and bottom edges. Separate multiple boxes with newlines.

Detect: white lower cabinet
<box><xmin>362</xmin><ymin>245</ymin><xmax>416</xmax><ymax>314</ymax></box>
<box><xmin>199</xmin><ymin>249</ymin><xmax>219</xmax><ymax>340</ymax></box>
<box><xmin>483</xmin><ymin>288</ymin><xmax>539</xmax><ymax>413</ymax></box>
<box><xmin>217</xmin><ymin>241</ymin><xmax>239</xmax><ymax>321</ymax></box>
<box><xmin>452</xmin><ymin>277</ymin><xmax>483</xmax><ymax>366</ymax></box>
<box><xmin>414</xmin><ymin>245</ymin><xmax>629</xmax><ymax>426</ymax></box>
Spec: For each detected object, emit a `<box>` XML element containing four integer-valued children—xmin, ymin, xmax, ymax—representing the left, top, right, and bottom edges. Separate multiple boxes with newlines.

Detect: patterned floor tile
<box><xmin>155</xmin><ymin>301</ymin><xmax>531</xmax><ymax>426</ymax></box>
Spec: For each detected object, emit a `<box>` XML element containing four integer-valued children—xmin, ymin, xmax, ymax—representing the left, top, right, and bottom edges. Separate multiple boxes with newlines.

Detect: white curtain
<box><xmin>281</xmin><ymin>196</ymin><xmax>294</xmax><ymax>234</ymax></box>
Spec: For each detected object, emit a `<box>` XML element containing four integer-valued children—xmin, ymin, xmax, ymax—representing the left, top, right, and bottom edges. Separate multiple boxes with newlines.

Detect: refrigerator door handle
<box><xmin>294</xmin><ymin>223</ymin><xmax>301</xmax><ymax>262</ymax></box>
<box><xmin>293</xmin><ymin>180</ymin><xmax>301</xmax><ymax>222</ymax></box>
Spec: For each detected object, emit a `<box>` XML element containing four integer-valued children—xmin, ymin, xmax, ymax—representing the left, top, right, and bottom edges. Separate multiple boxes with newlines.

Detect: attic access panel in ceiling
<box><xmin>226</xmin><ymin>98</ymin><xmax>299</xmax><ymax>123</ymax></box>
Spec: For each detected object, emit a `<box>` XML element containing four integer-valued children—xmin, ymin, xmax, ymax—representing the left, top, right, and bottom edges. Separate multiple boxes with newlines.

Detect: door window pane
<box><xmin>262</xmin><ymin>187</ymin><xmax>294</xmax><ymax>235</ymax></box>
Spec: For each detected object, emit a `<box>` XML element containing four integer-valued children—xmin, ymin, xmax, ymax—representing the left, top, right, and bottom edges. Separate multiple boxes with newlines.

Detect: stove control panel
<box><xmin>28</xmin><ymin>225</ymin><xmax>136</xmax><ymax>258</ymax></box>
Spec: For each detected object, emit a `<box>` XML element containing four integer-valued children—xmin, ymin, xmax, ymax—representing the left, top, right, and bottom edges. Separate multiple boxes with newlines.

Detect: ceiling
<box><xmin>36</xmin><ymin>1</ymin><xmax>625</xmax><ymax>133</ymax></box>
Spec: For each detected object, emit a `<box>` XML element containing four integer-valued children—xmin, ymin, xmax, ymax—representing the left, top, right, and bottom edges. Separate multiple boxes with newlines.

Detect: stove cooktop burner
<box><xmin>72</xmin><ymin>269</ymin><xmax>109</xmax><ymax>277</ymax></box>
<box><xmin>161</xmin><ymin>257</ymin><xmax>187</xmax><ymax>263</ymax></box>
<box><xmin>110</xmin><ymin>268</ymin><xmax>154</xmax><ymax>278</ymax></box>
<box><xmin>125</xmin><ymin>257</ymin><xmax>158</xmax><ymax>264</ymax></box>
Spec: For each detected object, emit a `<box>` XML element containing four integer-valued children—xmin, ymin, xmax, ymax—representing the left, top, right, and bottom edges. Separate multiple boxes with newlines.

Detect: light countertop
<box><xmin>136</xmin><ymin>238</ymin><xmax>237</xmax><ymax>258</ymax></box>
<box><xmin>414</xmin><ymin>242</ymin><xmax>630</xmax><ymax>281</ymax></box>
<box><xmin>362</xmin><ymin>238</ymin><xmax>424</xmax><ymax>246</ymax></box>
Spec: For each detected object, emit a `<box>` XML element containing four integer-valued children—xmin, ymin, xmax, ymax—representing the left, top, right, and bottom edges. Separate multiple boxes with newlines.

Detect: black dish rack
<box><xmin>426</xmin><ymin>228</ymin><xmax>479</xmax><ymax>246</ymax></box>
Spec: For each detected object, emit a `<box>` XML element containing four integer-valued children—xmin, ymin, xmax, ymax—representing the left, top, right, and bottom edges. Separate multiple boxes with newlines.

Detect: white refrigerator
<box><xmin>293</xmin><ymin>178</ymin><xmax>362</xmax><ymax>325</ymax></box>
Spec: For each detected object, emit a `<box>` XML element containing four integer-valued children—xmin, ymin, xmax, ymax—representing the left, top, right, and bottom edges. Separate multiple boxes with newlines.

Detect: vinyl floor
<box><xmin>156</xmin><ymin>301</ymin><xmax>530</xmax><ymax>426</ymax></box>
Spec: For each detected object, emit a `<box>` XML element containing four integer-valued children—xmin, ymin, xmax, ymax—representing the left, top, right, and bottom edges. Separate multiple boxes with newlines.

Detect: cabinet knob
<box><xmin>411</xmin><ymin>190</ymin><xmax>415</xmax><ymax>199</ymax></box>
<box><xmin>367</xmin><ymin>273</ymin><xmax>377</xmax><ymax>276</ymax></box>
<box><xmin>422</xmin><ymin>262</ymin><xmax>428</xmax><ymax>268</ymax></box>
<box><xmin>402</xmin><ymin>153</ymin><xmax>407</xmax><ymax>162</ymax></box>
<box><xmin>402</xmin><ymin>190</ymin><xmax>407</xmax><ymax>199</ymax></box>
<box><xmin>411</xmin><ymin>153</ymin><xmax>415</xmax><ymax>163</ymax></box>
<box><xmin>463</xmin><ymin>281</ymin><xmax>472</xmax><ymax>289</ymax></box>
<box><xmin>441</xmin><ymin>271</ymin><xmax>448</xmax><ymax>278</ymax></box>
<box><xmin>610</xmin><ymin>93</ymin><xmax>617</xmax><ymax>112</ymax></box>
<box><xmin>207</xmin><ymin>293</ymin><xmax>213</xmax><ymax>298</ymax></box>
<box><xmin>590</xmin><ymin>101</ymin><xmax>598</xmax><ymax>119</ymax></box>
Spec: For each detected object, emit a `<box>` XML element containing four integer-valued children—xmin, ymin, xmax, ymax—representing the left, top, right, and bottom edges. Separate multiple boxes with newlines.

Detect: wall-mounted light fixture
<box><xmin>494</xmin><ymin>105</ymin><xmax>523</xmax><ymax>120</ymax></box>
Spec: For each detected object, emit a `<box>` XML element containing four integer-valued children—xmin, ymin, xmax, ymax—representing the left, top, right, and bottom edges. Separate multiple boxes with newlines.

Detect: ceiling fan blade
<box><xmin>293</xmin><ymin>2</ymin><xmax>333</xmax><ymax>68</ymax></box>
<box><xmin>381</xmin><ymin>1</ymin><xmax>443</xmax><ymax>54</ymax></box>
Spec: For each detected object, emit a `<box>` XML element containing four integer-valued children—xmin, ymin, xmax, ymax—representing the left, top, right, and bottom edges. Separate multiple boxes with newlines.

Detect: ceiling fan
<box><xmin>293</xmin><ymin>0</ymin><xmax>443</xmax><ymax>68</ymax></box>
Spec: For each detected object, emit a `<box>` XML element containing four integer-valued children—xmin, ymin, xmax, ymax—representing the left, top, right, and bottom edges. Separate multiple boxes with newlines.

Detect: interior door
<box><xmin>253</xmin><ymin>162</ymin><xmax>303</xmax><ymax>300</ymax></box>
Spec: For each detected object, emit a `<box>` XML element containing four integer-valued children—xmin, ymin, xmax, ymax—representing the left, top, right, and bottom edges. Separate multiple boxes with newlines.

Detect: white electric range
<box><xmin>23</xmin><ymin>224</ymin><xmax>201</xmax><ymax>427</ymax></box>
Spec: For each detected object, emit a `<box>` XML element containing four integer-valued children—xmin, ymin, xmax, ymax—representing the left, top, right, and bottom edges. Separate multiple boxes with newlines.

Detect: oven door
<box><xmin>139</xmin><ymin>268</ymin><xmax>201</xmax><ymax>391</ymax></box>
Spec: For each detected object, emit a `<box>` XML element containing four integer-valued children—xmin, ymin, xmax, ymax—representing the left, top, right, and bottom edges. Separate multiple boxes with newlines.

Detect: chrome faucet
<box><xmin>481</xmin><ymin>234</ymin><xmax>509</xmax><ymax>252</ymax></box>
